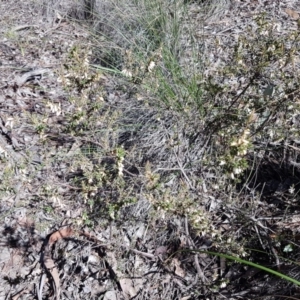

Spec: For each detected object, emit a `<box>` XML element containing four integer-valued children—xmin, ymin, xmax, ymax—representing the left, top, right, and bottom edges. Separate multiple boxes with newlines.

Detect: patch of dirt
<box><xmin>1</xmin><ymin>0</ymin><xmax>300</xmax><ymax>299</ymax></box>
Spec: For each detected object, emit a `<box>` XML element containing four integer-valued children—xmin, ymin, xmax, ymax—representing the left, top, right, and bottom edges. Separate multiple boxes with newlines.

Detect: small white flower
<box><xmin>237</xmin><ymin>59</ymin><xmax>244</xmax><ymax>65</ymax></box>
<box><xmin>283</xmin><ymin>244</ymin><xmax>293</xmax><ymax>253</ymax></box>
<box><xmin>121</xmin><ymin>69</ymin><xmax>132</xmax><ymax>78</ymax></box>
<box><xmin>219</xmin><ymin>160</ymin><xmax>226</xmax><ymax>166</ymax></box>
<box><xmin>233</xmin><ymin>167</ymin><xmax>242</xmax><ymax>174</ymax></box>
<box><xmin>239</xmin><ymin>138</ymin><xmax>249</xmax><ymax>145</ymax></box>
<box><xmin>83</xmin><ymin>58</ymin><xmax>89</xmax><ymax>67</ymax></box>
<box><xmin>289</xmin><ymin>185</ymin><xmax>295</xmax><ymax>194</ymax></box>
<box><xmin>243</xmin><ymin>129</ymin><xmax>250</xmax><ymax>136</ymax></box>
<box><xmin>47</xmin><ymin>102</ymin><xmax>62</xmax><ymax>116</ymax></box>
<box><xmin>237</xmin><ymin>150</ymin><xmax>247</xmax><ymax>156</ymax></box>
<box><xmin>147</xmin><ymin>61</ymin><xmax>156</xmax><ymax>72</ymax></box>
<box><xmin>118</xmin><ymin>161</ymin><xmax>124</xmax><ymax>176</ymax></box>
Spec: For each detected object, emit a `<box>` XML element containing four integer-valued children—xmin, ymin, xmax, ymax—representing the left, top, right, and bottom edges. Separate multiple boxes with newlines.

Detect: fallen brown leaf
<box><xmin>171</xmin><ymin>258</ymin><xmax>185</xmax><ymax>277</ymax></box>
<box><xmin>40</xmin><ymin>227</ymin><xmax>74</xmax><ymax>300</ymax></box>
<box><xmin>48</xmin><ymin>227</ymin><xmax>73</xmax><ymax>245</ymax></box>
<box><xmin>285</xmin><ymin>8</ymin><xmax>299</xmax><ymax>20</ymax></box>
<box><xmin>119</xmin><ymin>278</ymin><xmax>137</xmax><ymax>299</ymax></box>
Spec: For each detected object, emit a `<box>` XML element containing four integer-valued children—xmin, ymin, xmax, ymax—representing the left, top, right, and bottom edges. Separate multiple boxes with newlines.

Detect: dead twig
<box><xmin>184</xmin><ymin>216</ymin><xmax>209</xmax><ymax>284</ymax></box>
<box><xmin>15</xmin><ymin>68</ymin><xmax>50</xmax><ymax>87</ymax></box>
<box><xmin>130</xmin><ymin>248</ymin><xmax>156</xmax><ymax>260</ymax></box>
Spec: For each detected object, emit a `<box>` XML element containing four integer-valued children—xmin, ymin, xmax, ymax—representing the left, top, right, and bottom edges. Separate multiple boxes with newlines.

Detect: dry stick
<box><xmin>11</xmin><ymin>287</ymin><xmax>31</xmax><ymax>300</ymax></box>
<box><xmin>252</xmin><ymin>88</ymin><xmax>299</xmax><ymax>138</ymax></box>
<box><xmin>79</xmin><ymin>137</ymin><xmax>104</xmax><ymax>148</ymax></box>
<box><xmin>266</xmin><ymin>237</ymin><xmax>281</xmax><ymax>268</ymax></box>
<box><xmin>132</xmin><ymin>244</ymin><xmax>186</xmax><ymax>276</ymax></box>
<box><xmin>228</xmin><ymin>205</ymin><xmax>282</xmax><ymax>268</ymax></box>
<box><xmin>204</xmin><ymin>78</ymin><xmax>253</xmax><ymax>134</ymax></box>
<box><xmin>254</xmin><ymin>224</ymin><xmax>267</xmax><ymax>251</ymax></box>
<box><xmin>159</xmin><ymin>119</ymin><xmax>195</xmax><ymax>190</ymax></box>
<box><xmin>184</xmin><ymin>216</ymin><xmax>208</xmax><ymax>284</ymax></box>
<box><xmin>131</xmin><ymin>249</ymin><xmax>156</xmax><ymax>260</ymax></box>
<box><xmin>13</xmin><ymin>25</ymin><xmax>39</xmax><ymax>31</ymax></box>
<box><xmin>226</xmin><ymin>80</ymin><xmax>253</xmax><ymax>113</ymax></box>
<box><xmin>173</xmin><ymin>149</ymin><xmax>195</xmax><ymax>190</ymax></box>
<box><xmin>15</xmin><ymin>68</ymin><xmax>50</xmax><ymax>87</ymax></box>
<box><xmin>79</xmin><ymin>231</ymin><xmax>109</xmax><ymax>248</ymax></box>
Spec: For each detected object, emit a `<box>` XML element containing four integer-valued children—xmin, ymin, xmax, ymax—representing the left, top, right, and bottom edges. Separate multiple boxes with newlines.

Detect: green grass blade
<box><xmin>180</xmin><ymin>249</ymin><xmax>300</xmax><ymax>286</ymax></box>
<box><xmin>90</xmin><ymin>64</ymin><xmax>123</xmax><ymax>75</ymax></box>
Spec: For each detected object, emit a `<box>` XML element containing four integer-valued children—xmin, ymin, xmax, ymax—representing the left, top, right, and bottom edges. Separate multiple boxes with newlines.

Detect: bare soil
<box><xmin>1</xmin><ymin>0</ymin><xmax>300</xmax><ymax>299</ymax></box>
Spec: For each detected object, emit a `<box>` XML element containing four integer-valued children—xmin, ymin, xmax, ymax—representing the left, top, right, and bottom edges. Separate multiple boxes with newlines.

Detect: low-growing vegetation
<box><xmin>1</xmin><ymin>0</ymin><xmax>300</xmax><ymax>299</ymax></box>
